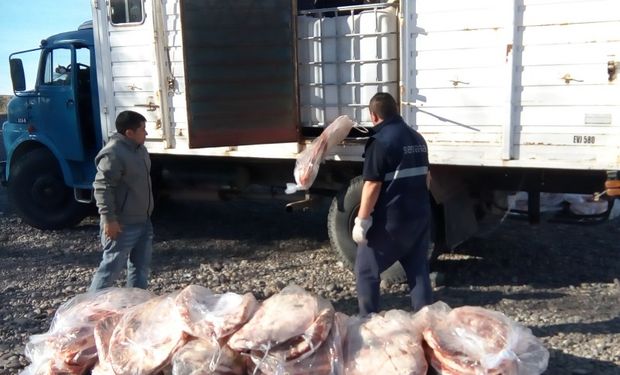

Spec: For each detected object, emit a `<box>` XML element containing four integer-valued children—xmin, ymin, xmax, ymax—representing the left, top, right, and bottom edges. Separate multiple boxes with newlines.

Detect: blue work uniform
<box><xmin>355</xmin><ymin>115</ymin><xmax>433</xmax><ymax>315</ymax></box>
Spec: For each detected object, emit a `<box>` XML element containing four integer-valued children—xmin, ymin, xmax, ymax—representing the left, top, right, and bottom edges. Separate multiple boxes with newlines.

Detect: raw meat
<box><xmin>175</xmin><ymin>285</ymin><xmax>258</xmax><ymax>339</ymax></box>
<box><xmin>108</xmin><ymin>293</ymin><xmax>187</xmax><ymax>375</ymax></box>
<box><xmin>421</xmin><ymin>303</ymin><xmax>549</xmax><ymax>375</ymax></box>
<box><xmin>344</xmin><ymin>310</ymin><xmax>427</xmax><ymax>375</ymax></box>
<box><xmin>287</xmin><ymin>115</ymin><xmax>355</xmax><ymax>193</ymax></box>
<box><xmin>228</xmin><ymin>285</ymin><xmax>335</xmax><ymax>362</ymax></box>
<box><xmin>252</xmin><ymin>312</ymin><xmax>349</xmax><ymax>375</ymax></box>
<box><xmin>21</xmin><ymin>288</ymin><xmax>154</xmax><ymax>375</ymax></box>
<box><xmin>172</xmin><ymin>338</ymin><xmax>246</xmax><ymax>375</ymax></box>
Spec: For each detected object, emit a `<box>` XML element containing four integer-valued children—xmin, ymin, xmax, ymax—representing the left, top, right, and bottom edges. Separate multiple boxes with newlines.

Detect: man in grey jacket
<box><xmin>89</xmin><ymin>110</ymin><xmax>154</xmax><ymax>291</ymax></box>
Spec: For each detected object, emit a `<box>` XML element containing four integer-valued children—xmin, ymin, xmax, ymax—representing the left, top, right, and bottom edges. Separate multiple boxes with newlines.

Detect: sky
<box><xmin>0</xmin><ymin>1</ymin><xmax>92</xmax><ymax>95</ymax></box>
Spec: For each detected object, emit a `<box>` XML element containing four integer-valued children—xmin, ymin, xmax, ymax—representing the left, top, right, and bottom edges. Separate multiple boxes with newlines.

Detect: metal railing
<box><xmin>297</xmin><ymin>2</ymin><xmax>399</xmax><ymax>127</ymax></box>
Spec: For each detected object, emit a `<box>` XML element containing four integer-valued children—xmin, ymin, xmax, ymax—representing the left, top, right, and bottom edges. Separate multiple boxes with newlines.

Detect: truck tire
<box><xmin>8</xmin><ymin>149</ymin><xmax>88</xmax><ymax>229</ymax></box>
<box><xmin>327</xmin><ymin>176</ymin><xmax>407</xmax><ymax>284</ymax></box>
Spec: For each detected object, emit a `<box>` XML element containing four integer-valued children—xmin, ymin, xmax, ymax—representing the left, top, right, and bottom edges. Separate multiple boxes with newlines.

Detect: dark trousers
<box><xmin>355</xmin><ymin>218</ymin><xmax>433</xmax><ymax>316</ymax></box>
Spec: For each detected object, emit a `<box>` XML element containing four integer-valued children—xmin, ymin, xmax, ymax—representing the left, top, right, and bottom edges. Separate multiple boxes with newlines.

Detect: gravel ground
<box><xmin>0</xmin><ymin>187</ymin><xmax>618</xmax><ymax>374</ymax></box>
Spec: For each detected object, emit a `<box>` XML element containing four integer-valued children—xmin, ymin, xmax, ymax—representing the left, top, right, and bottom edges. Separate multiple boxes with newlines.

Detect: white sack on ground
<box><xmin>508</xmin><ymin>192</ymin><xmax>608</xmax><ymax>215</ymax></box>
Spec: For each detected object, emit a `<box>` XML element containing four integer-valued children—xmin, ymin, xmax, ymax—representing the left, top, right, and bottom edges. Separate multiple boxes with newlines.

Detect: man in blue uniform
<box><xmin>352</xmin><ymin>92</ymin><xmax>433</xmax><ymax>316</ymax></box>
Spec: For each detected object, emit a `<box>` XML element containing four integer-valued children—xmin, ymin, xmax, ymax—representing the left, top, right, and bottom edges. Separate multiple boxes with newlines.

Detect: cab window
<box><xmin>42</xmin><ymin>48</ymin><xmax>72</xmax><ymax>86</ymax></box>
<box><xmin>110</xmin><ymin>0</ymin><xmax>144</xmax><ymax>25</ymax></box>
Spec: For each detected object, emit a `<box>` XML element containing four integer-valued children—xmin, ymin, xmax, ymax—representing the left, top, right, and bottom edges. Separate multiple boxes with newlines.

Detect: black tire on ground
<box><xmin>8</xmin><ymin>148</ymin><xmax>88</xmax><ymax>230</ymax></box>
<box><xmin>327</xmin><ymin>176</ymin><xmax>408</xmax><ymax>284</ymax></box>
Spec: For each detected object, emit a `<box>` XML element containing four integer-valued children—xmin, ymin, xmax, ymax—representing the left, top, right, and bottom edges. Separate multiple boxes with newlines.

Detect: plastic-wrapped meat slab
<box><xmin>344</xmin><ymin>310</ymin><xmax>427</xmax><ymax>375</ymax></box>
<box><xmin>228</xmin><ymin>285</ymin><xmax>335</xmax><ymax>362</ymax></box>
<box><xmin>108</xmin><ymin>293</ymin><xmax>187</xmax><ymax>375</ymax></box>
<box><xmin>421</xmin><ymin>303</ymin><xmax>549</xmax><ymax>375</ymax></box>
<box><xmin>174</xmin><ymin>284</ymin><xmax>258</xmax><ymax>340</ymax></box>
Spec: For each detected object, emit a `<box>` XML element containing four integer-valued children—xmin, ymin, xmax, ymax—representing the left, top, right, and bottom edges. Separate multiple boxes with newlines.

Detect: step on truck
<box><xmin>2</xmin><ymin>0</ymin><xmax>619</xmax><ymax>282</ymax></box>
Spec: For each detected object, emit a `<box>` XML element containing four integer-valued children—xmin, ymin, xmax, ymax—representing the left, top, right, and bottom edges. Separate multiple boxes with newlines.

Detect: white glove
<box><xmin>352</xmin><ymin>216</ymin><xmax>373</xmax><ymax>244</ymax></box>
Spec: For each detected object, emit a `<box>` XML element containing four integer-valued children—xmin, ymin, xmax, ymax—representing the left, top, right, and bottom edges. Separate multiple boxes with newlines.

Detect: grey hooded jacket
<box><xmin>93</xmin><ymin>133</ymin><xmax>153</xmax><ymax>224</ymax></box>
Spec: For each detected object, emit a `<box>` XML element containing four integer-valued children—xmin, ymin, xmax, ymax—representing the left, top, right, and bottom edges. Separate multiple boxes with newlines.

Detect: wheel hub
<box><xmin>31</xmin><ymin>175</ymin><xmax>67</xmax><ymax>208</ymax></box>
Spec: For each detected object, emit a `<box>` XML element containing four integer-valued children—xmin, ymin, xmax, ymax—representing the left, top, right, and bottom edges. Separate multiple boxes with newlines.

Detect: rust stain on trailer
<box><xmin>533</xmin><ymin>22</ymin><xmax>571</xmax><ymax>27</ymax></box>
<box><xmin>462</xmin><ymin>27</ymin><xmax>500</xmax><ymax>32</ymax></box>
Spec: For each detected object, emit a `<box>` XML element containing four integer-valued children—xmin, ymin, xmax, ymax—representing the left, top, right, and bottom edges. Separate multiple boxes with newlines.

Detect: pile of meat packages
<box><xmin>20</xmin><ymin>285</ymin><xmax>549</xmax><ymax>375</ymax></box>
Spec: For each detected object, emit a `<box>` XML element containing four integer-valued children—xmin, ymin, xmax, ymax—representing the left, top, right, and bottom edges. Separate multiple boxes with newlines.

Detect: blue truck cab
<box><xmin>1</xmin><ymin>21</ymin><xmax>101</xmax><ymax>229</ymax></box>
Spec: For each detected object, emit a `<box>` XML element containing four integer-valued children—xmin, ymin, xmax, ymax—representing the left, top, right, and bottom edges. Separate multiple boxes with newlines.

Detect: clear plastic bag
<box><xmin>562</xmin><ymin>193</ymin><xmax>608</xmax><ymax>215</ymax></box>
<box><xmin>508</xmin><ymin>191</ymin><xmax>608</xmax><ymax>215</ymax></box>
<box><xmin>286</xmin><ymin>115</ymin><xmax>355</xmax><ymax>193</ymax></box>
<box><xmin>420</xmin><ymin>301</ymin><xmax>549</xmax><ymax>375</ymax></box>
<box><xmin>251</xmin><ymin>311</ymin><xmax>349</xmax><ymax>375</ymax></box>
<box><xmin>172</xmin><ymin>339</ymin><xmax>246</xmax><ymax>375</ymax></box>
<box><xmin>228</xmin><ymin>285</ymin><xmax>335</xmax><ymax>367</ymax></box>
<box><xmin>175</xmin><ymin>285</ymin><xmax>258</xmax><ymax>340</ymax></box>
<box><xmin>92</xmin><ymin>312</ymin><xmax>123</xmax><ymax>375</ymax></box>
<box><xmin>20</xmin><ymin>287</ymin><xmax>154</xmax><ymax>375</ymax></box>
<box><xmin>107</xmin><ymin>292</ymin><xmax>187</xmax><ymax>375</ymax></box>
<box><xmin>343</xmin><ymin>310</ymin><xmax>427</xmax><ymax>375</ymax></box>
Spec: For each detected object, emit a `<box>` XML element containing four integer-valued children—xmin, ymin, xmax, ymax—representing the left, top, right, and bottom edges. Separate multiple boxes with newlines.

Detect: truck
<box><xmin>2</xmin><ymin>0</ymin><xmax>619</xmax><ymax>282</ymax></box>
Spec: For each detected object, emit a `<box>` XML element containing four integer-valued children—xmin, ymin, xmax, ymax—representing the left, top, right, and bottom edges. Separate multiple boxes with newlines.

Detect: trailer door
<box><xmin>180</xmin><ymin>0</ymin><xmax>299</xmax><ymax>148</ymax></box>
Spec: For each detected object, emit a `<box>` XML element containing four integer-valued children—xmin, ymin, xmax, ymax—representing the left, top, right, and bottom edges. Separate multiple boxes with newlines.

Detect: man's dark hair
<box><xmin>369</xmin><ymin>92</ymin><xmax>399</xmax><ymax>120</ymax></box>
<box><xmin>115</xmin><ymin>110</ymin><xmax>147</xmax><ymax>135</ymax></box>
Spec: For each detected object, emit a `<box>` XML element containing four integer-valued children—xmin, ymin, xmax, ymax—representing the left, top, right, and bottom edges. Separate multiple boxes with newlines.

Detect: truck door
<box><xmin>37</xmin><ymin>47</ymin><xmax>85</xmax><ymax>161</ymax></box>
<box><xmin>93</xmin><ymin>0</ymin><xmax>167</xmax><ymax>144</ymax></box>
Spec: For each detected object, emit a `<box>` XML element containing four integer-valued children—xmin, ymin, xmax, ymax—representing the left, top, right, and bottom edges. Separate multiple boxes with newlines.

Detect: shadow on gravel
<box><xmin>332</xmin><ymin>291</ymin><xmax>412</xmax><ymax>316</ymax></box>
<box><xmin>0</xmin><ymin>232</ymin><xmax>102</xmax><ymax>267</ymax></box>
<box><xmin>431</xmin><ymin>288</ymin><xmax>568</xmax><ymax>307</ymax></box>
<box><xmin>434</xmin><ymin>217</ymin><xmax>620</xmax><ymax>288</ymax></box>
<box><xmin>330</xmin><ymin>289</ymin><xmax>523</xmax><ymax>316</ymax></box>
<box><xmin>532</xmin><ymin>317</ymin><xmax>620</xmax><ymax>337</ymax></box>
<box><xmin>545</xmin><ymin>349</ymin><xmax>620</xmax><ymax>375</ymax></box>
<box><xmin>152</xmin><ymin>197</ymin><xmax>331</xmax><ymax>244</ymax></box>
<box><xmin>359</xmin><ymin>288</ymin><xmax>566</xmax><ymax>313</ymax></box>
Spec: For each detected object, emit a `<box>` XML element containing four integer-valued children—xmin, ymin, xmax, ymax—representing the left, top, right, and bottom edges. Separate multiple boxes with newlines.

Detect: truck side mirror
<box><xmin>10</xmin><ymin>58</ymin><xmax>26</xmax><ymax>92</ymax></box>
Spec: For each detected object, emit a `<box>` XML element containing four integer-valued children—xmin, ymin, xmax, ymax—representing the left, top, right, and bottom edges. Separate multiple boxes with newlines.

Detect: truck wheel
<box><xmin>327</xmin><ymin>176</ymin><xmax>407</xmax><ymax>284</ymax></box>
<box><xmin>8</xmin><ymin>149</ymin><xmax>88</xmax><ymax>229</ymax></box>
